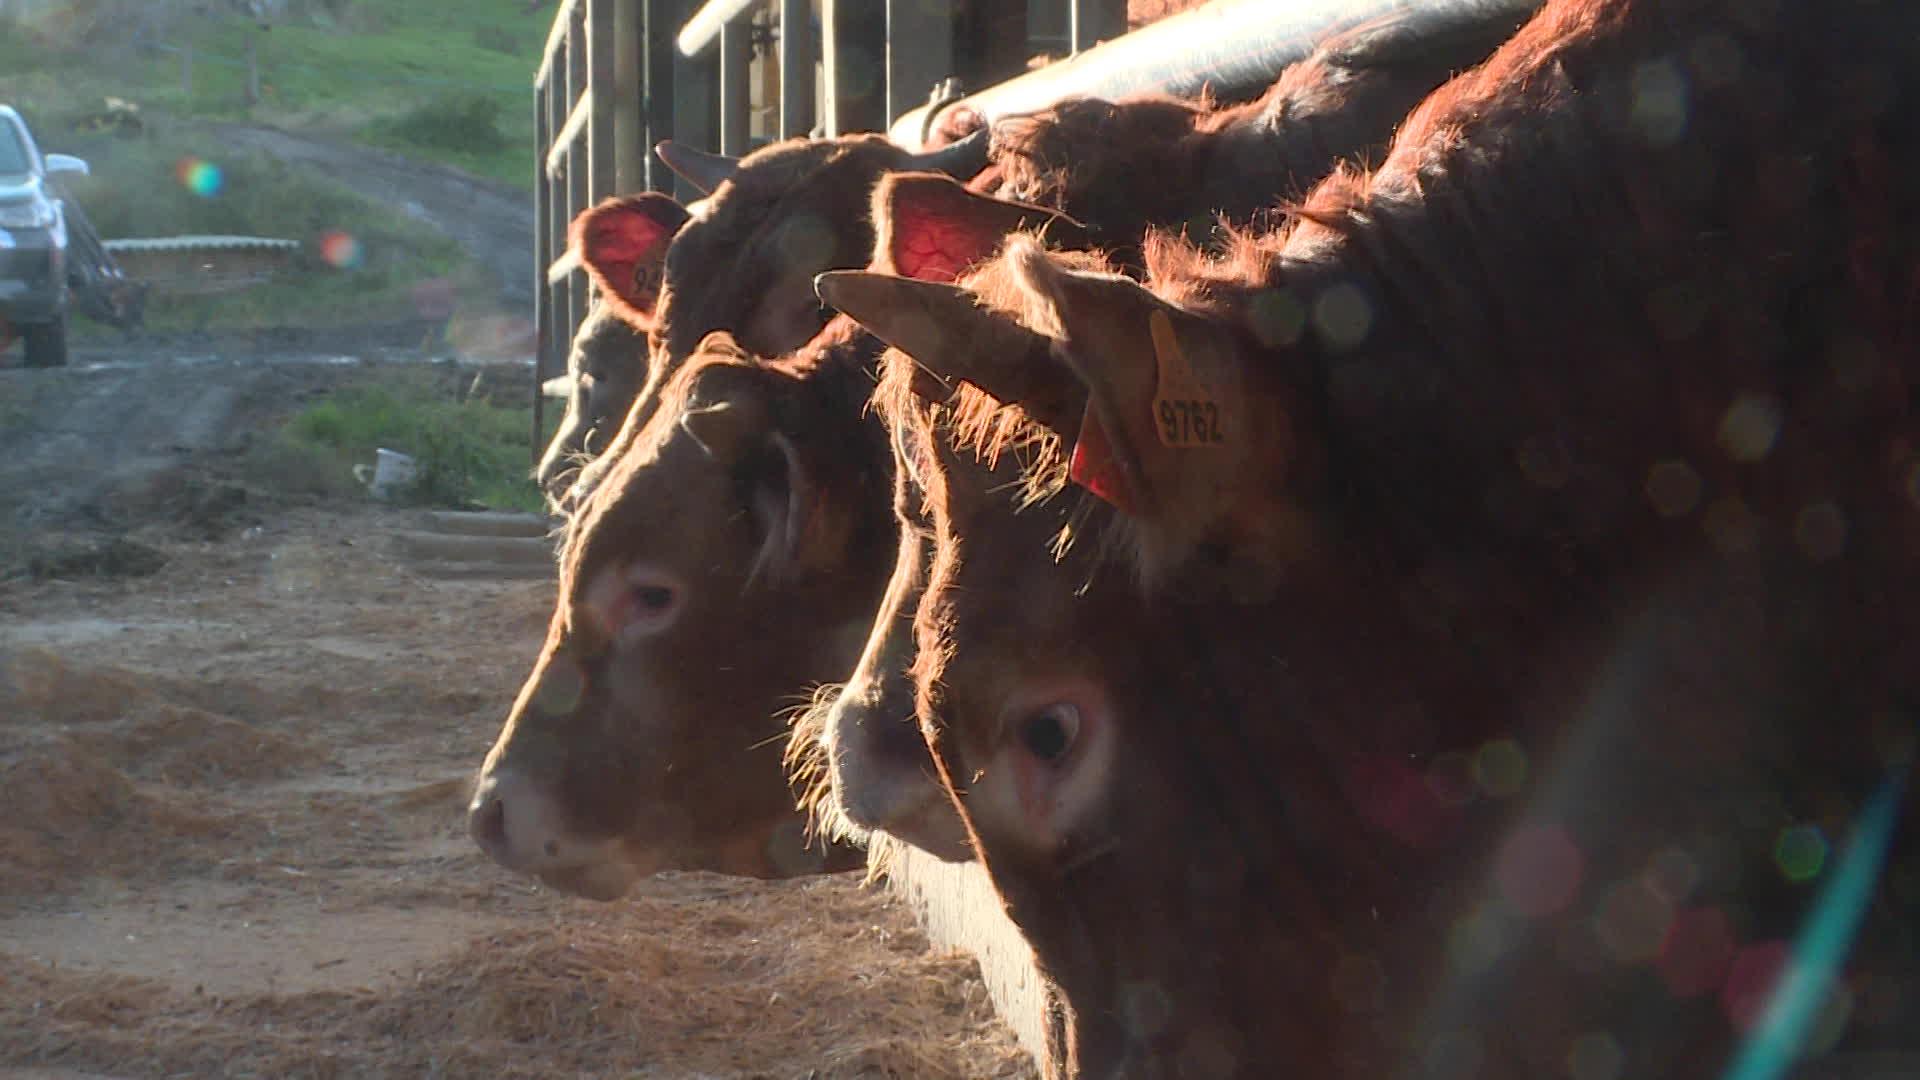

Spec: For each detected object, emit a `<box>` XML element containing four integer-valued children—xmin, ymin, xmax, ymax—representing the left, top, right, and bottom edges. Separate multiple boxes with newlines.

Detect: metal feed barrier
<box><xmin>529</xmin><ymin>0</ymin><xmax>1542</xmax><ymax>461</ymax></box>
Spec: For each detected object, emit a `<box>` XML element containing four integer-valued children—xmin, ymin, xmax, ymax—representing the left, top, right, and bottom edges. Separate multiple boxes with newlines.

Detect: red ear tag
<box><xmin>1068</xmin><ymin>400</ymin><xmax>1137</xmax><ymax>513</ymax></box>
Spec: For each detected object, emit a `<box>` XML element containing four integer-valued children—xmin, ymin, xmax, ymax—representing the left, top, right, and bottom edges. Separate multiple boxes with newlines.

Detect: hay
<box><xmin>60</xmin><ymin>703</ymin><xmax>326</xmax><ymax>786</ymax></box>
<box><xmin>0</xmin><ymin>739</ymin><xmax>247</xmax><ymax>897</ymax></box>
<box><xmin>2</xmin><ymin>876</ymin><xmax>1038</xmax><ymax>1080</ymax></box>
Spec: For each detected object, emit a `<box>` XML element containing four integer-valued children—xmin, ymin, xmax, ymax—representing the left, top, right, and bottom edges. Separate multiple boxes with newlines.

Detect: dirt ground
<box><xmin>0</xmin><ymin>344</ymin><xmax>1036</xmax><ymax>1078</ymax></box>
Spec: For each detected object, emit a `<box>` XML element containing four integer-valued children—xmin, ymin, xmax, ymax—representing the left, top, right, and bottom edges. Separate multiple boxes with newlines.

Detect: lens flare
<box><xmin>318</xmin><ymin>230</ymin><xmax>364</xmax><ymax>269</ymax></box>
<box><xmin>173</xmin><ymin>156</ymin><xmax>224</xmax><ymax>198</ymax></box>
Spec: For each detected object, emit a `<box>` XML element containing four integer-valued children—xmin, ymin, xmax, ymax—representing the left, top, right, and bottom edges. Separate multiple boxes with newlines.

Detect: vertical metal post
<box><xmin>719</xmin><ymin>14</ymin><xmax>753</xmax><ymax>156</ymax></box>
<box><xmin>566</xmin><ymin>10</ymin><xmax>591</xmax><ymax>362</ymax></box>
<box><xmin>822</xmin><ymin>0</ymin><xmax>885</xmax><ymax>134</ymax></box>
<box><xmin>778</xmin><ymin>0</ymin><xmax>815</xmax><ymax>137</ymax></box>
<box><xmin>532</xmin><ymin>73</ymin><xmax>553</xmax><ymax>466</ymax></box>
<box><xmin>613</xmin><ymin>0</ymin><xmax>644</xmax><ymax>193</ymax></box>
<box><xmin>1027</xmin><ymin>0</ymin><xmax>1068</xmax><ymax>58</ymax></box>
<box><xmin>886</xmin><ymin>0</ymin><xmax>952</xmax><ymax>127</ymax></box>
<box><xmin>1068</xmin><ymin>0</ymin><xmax>1125</xmax><ymax>53</ymax></box>
<box><xmin>672</xmin><ymin>31</ymin><xmax>719</xmax><ymax>200</ymax></box>
<box><xmin>644</xmin><ymin>0</ymin><xmax>678</xmax><ymax>193</ymax></box>
<box><xmin>587</xmin><ymin>0</ymin><xmax>617</xmax><ymax>203</ymax></box>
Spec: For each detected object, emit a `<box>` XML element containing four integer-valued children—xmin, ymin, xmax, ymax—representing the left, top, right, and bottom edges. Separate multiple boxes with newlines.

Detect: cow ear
<box><xmin>571</xmin><ymin>194</ymin><xmax>689</xmax><ymax>330</ymax></box>
<box><xmin>870</xmin><ymin>171</ymin><xmax>1087</xmax><ymax>283</ymax></box>
<box><xmin>814</xmin><ymin>270</ymin><xmax>1086</xmax><ymax>437</ymax></box>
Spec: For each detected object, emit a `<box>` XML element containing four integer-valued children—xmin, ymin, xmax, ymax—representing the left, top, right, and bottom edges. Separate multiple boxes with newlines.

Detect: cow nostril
<box><xmin>469</xmin><ymin>791</ymin><xmax>509</xmax><ymax>859</ymax></box>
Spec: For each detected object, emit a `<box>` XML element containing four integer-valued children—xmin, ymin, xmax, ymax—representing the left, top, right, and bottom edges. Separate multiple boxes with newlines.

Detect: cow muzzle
<box><xmin>825</xmin><ymin>679</ymin><xmax>974</xmax><ymax>862</ymax></box>
<box><xmin>468</xmin><ymin>768</ymin><xmax>639</xmax><ymax>900</ymax></box>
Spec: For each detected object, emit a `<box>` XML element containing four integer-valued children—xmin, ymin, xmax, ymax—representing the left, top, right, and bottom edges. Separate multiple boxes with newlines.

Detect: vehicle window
<box><xmin>0</xmin><ymin>122</ymin><xmax>29</xmax><ymax>176</ymax></box>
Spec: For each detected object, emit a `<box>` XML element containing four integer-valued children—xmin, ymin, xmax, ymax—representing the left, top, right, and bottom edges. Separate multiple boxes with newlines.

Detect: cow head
<box><xmin>534</xmin><ymin>299</ymin><xmax>649</xmax><ymax>504</ymax></box>
<box><xmin>556</xmin><ymin>131</ymin><xmax>993</xmax><ymax>512</ymax></box>
<box><xmin>791</xmin><ymin>173</ymin><xmax>1083</xmax><ymax>863</ymax></box>
<box><xmin>470</xmin><ymin>337</ymin><xmax>892</xmax><ymax>895</ymax></box>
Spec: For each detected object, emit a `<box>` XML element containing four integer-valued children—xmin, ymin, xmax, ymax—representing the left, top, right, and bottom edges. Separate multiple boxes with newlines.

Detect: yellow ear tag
<box><xmin>1149</xmin><ymin>309</ymin><xmax>1225</xmax><ymax>448</ymax></box>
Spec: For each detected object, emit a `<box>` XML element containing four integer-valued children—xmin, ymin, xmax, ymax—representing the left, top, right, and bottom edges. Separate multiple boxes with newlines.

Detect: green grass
<box><xmin>49</xmin><ymin>133</ymin><xmax>489</xmax><ymax>336</ymax></box>
<box><xmin>266</xmin><ymin>372</ymin><xmax>545</xmax><ymax>513</ymax></box>
<box><xmin>0</xmin><ymin>0</ymin><xmax>544</xmax><ymax>188</ymax></box>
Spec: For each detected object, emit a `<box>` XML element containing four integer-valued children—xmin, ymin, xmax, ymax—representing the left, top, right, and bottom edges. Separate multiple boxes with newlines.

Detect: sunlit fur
<box><xmin>867</xmin><ymin>0</ymin><xmax>1920</xmax><ymax>1075</ymax></box>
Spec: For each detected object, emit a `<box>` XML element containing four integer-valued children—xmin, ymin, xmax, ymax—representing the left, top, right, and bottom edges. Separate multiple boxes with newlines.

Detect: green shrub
<box><xmin>375</xmin><ymin>92</ymin><xmax>507</xmax><ymax>155</ymax></box>
<box><xmin>273</xmin><ymin>374</ymin><xmax>542</xmax><ymax>512</ymax></box>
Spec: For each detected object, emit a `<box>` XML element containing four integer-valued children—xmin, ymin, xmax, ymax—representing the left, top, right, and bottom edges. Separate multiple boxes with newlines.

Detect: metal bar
<box><xmin>671</xmin><ymin>34</ymin><xmax>718</xmax><ymax>200</ymax></box>
<box><xmin>890</xmin><ymin>0</ymin><xmax>1541</xmax><ymax>149</ymax></box>
<box><xmin>676</xmin><ymin>0</ymin><xmax>760</xmax><ymax>56</ymax></box>
<box><xmin>886</xmin><ymin>0</ymin><xmax>952</xmax><ymax>126</ymax></box>
<box><xmin>1069</xmin><ymin>0</ymin><xmax>1126</xmax><ymax>53</ymax></box>
<box><xmin>545</xmin><ymin>88</ymin><xmax>595</xmax><ymax>179</ymax></box>
<box><xmin>546</xmin><ymin>247</ymin><xmax>584</xmax><ymax>286</ymax></box>
<box><xmin>535</xmin><ymin>0</ymin><xmax>583</xmax><ymax>92</ymax></box>
<box><xmin>719</xmin><ymin>14</ymin><xmax>753</xmax><ymax>156</ymax></box>
<box><xmin>821</xmin><ymin>0</ymin><xmax>884</xmax><ymax>135</ymax></box>
<box><xmin>587</xmin><ymin>0</ymin><xmax>618</xmax><ymax>203</ymax></box>
<box><xmin>613</xmin><ymin>0</ymin><xmax>644</xmax><ymax>192</ymax></box>
<box><xmin>644</xmin><ymin>0</ymin><xmax>678</xmax><ymax>192</ymax></box>
<box><xmin>566</xmin><ymin>8</ymin><xmax>591</xmax><ymax>402</ymax></box>
<box><xmin>533</xmin><ymin>75</ymin><xmax>554</xmax><ymax>468</ymax></box>
<box><xmin>777</xmin><ymin>0</ymin><xmax>814</xmax><ymax>137</ymax></box>
<box><xmin>1028</xmin><ymin>0</ymin><xmax>1068</xmax><ymax>60</ymax></box>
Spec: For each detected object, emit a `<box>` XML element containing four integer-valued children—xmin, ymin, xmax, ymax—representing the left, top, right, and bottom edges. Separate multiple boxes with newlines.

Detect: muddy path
<box><xmin>210</xmin><ymin>122</ymin><xmax>536</xmax><ymax>310</ymax></box>
<box><xmin>0</xmin><ymin>350</ymin><xmax>1034</xmax><ymax>1079</ymax></box>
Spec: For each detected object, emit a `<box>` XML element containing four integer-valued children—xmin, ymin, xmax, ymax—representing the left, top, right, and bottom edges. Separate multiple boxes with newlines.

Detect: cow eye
<box><xmin>1019</xmin><ymin>702</ymin><xmax>1080</xmax><ymax>764</ymax></box>
<box><xmin>613</xmin><ymin>572</ymin><xmax>682</xmax><ymax>642</ymax></box>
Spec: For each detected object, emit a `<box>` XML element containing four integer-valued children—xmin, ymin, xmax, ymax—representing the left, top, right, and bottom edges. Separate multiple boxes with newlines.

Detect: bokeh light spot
<box><xmin>1472</xmin><ymin>738</ymin><xmax>1528</xmax><ymax>798</ymax></box>
<box><xmin>318</xmin><ymin>230</ymin><xmax>365</xmax><ymax>269</ymax></box>
<box><xmin>1645</xmin><ymin>459</ymin><xmax>1703</xmax><ymax>518</ymax></box>
<box><xmin>1773</xmin><ymin>824</ymin><xmax>1828</xmax><ymax>883</ymax></box>
<box><xmin>1447</xmin><ymin>906</ymin><xmax>1512</xmax><ymax>977</ymax></box>
<box><xmin>1593</xmin><ymin>878</ymin><xmax>1674</xmax><ymax>966</ymax></box>
<box><xmin>1496</xmin><ymin>823</ymin><xmax>1585</xmax><ymax>918</ymax></box>
<box><xmin>174</xmin><ymin>155</ymin><xmax>224</xmax><ymax>198</ymax></box>
<box><xmin>531</xmin><ymin>660</ymin><xmax>584</xmax><ymax>716</ymax></box>
<box><xmin>1568</xmin><ymin>1031</ymin><xmax>1625</xmax><ymax>1080</ymax></box>
<box><xmin>1660</xmin><ymin>905</ymin><xmax>1734</xmax><ymax>998</ymax></box>
<box><xmin>1247</xmin><ymin>287</ymin><xmax>1306</xmax><ymax>347</ymax></box>
<box><xmin>1645</xmin><ymin>846</ymin><xmax>1702</xmax><ymax>904</ymax></box>
<box><xmin>1426</xmin><ymin>751</ymin><xmax>1477</xmax><ymax>808</ymax></box>
<box><xmin>1312</xmin><ymin>281</ymin><xmax>1372</xmax><ymax>350</ymax></box>
<box><xmin>1722</xmin><ymin>941</ymin><xmax>1790</xmax><ymax>1032</ymax></box>
<box><xmin>1703</xmin><ymin>495</ymin><xmax>1759</xmax><ymax>555</ymax></box>
<box><xmin>1792</xmin><ymin>502</ymin><xmax>1847</xmax><ymax>563</ymax></box>
<box><xmin>1424</xmin><ymin>1029</ymin><xmax>1485</xmax><ymax>1080</ymax></box>
<box><xmin>1120</xmin><ymin>980</ymin><xmax>1173</xmax><ymax>1040</ymax></box>
<box><xmin>1718</xmin><ymin>394</ymin><xmax>1783</xmax><ymax>462</ymax></box>
<box><xmin>1630</xmin><ymin>59</ymin><xmax>1690</xmax><ymax>146</ymax></box>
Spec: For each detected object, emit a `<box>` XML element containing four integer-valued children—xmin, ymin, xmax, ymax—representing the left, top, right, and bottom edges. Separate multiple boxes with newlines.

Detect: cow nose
<box><xmin>468</xmin><ymin>779</ymin><xmax>511</xmax><ymax>862</ymax></box>
<box><xmin>468</xmin><ymin>769</ymin><xmax>575</xmax><ymax>870</ymax></box>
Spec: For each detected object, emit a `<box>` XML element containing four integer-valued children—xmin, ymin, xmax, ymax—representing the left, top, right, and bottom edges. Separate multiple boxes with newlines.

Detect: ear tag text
<box><xmin>1150</xmin><ymin>309</ymin><xmax>1225</xmax><ymax>448</ymax></box>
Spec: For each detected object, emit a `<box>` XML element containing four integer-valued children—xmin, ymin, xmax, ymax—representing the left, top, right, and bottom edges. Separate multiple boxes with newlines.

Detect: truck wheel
<box><xmin>23</xmin><ymin>314</ymin><xmax>68</xmax><ymax>368</ymax></box>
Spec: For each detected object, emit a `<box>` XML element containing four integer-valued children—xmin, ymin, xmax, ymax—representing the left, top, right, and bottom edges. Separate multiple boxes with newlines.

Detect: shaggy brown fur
<box><xmin>851</xmin><ymin>0</ymin><xmax>1920</xmax><ymax>1076</ymax></box>
<box><xmin>990</xmin><ymin>0</ymin><xmax>1535</xmax><ymax>262</ymax></box>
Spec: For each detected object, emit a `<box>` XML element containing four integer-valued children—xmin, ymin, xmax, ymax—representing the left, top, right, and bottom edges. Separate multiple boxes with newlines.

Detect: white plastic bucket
<box><xmin>352</xmin><ymin>448</ymin><xmax>418</xmax><ymax>500</ymax></box>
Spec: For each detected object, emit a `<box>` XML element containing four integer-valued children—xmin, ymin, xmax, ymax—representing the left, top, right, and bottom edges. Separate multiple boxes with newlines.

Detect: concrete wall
<box><xmin>875</xmin><ymin>836</ymin><xmax>1051</xmax><ymax>1069</ymax></box>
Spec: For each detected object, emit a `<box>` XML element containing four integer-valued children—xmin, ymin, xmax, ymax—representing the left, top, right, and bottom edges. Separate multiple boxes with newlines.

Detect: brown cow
<box><xmin>990</xmin><ymin>0</ymin><xmax>1537</xmax><ymax>259</ymax></box>
<box><xmin>469</xmin><ymin>177</ymin><xmax>1073</xmax><ymax>894</ymax></box>
<box><xmin>547</xmin><ymin>132</ymin><xmax>989</xmax><ymax>513</ymax></box>
<box><xmin>812</xmin><ymin>10</ymin><xmax>1549</xmax><ymax>860</ymax></box>
<box><xmin>821</xmin><ymin>0</ymin><xmax>1920</xmax><ymax>1073</ymax></box>
<box><xmin>533</xmin><ymin>297</ymin><xmax>649</xmax><ymax>501</ymax></box>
